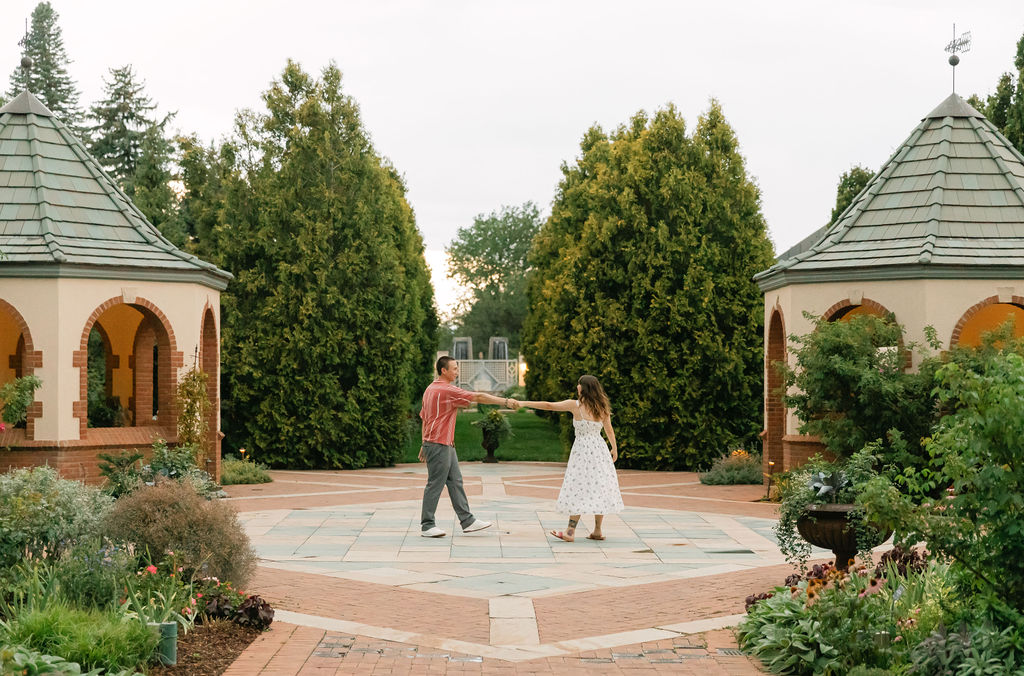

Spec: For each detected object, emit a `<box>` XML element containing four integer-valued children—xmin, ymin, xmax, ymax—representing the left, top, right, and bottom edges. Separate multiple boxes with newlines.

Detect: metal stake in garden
<box><xmin>945</xmin><ymin>24</ymin><xmax>971</xmax><ymax>94</ymax></box>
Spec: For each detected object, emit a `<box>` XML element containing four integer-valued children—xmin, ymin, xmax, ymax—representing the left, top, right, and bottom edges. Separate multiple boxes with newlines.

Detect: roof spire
<box><xmin>944</xmin><ymin>24</ymin><xmax>971</xmax><ymax>94</ymax></box>
<box><xmin>18</xmin><ymin>18</ymin><xmax>31</xmax><ymax>91</ymax></box>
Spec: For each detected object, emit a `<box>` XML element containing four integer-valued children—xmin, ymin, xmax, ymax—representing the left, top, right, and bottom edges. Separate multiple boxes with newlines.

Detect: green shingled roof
<box><xmin>0</xmin><ymin>90</ymin><xmax>231</xmax><ymax>290</ymax></box>
<box><xmin>756</xmin><ymin>93</ymin><xmax>1024</xmax><ymax>292</ymax></box>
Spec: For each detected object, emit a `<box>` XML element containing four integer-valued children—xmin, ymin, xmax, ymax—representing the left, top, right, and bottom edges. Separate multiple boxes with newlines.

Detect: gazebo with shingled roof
<box><xmin>756</xmin><ymin>93</ymin><xmax>1024</xmax><ymax>475</ymax></box>
<box><xmin>0</xmin><ymin>84</ymin><xmax>231</xmax><ymax>483</ymax></box>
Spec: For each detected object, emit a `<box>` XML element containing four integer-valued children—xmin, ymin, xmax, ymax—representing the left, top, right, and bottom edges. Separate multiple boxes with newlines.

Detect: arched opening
<box><xmin>953</xmin><ymin>302</ymin><xmax>1024</xmax><ymax>348</ymax></box>
<box><xmin>0</xmin><ymin>299</ymin><xmax>40</xmax><ymax>436</ymax></box>
<box><xmin>826</xmin><ymin>301</ymin><xmax>889</xmax><ymax>322</ymax></box>
<box><xmin>199</xmin><ymin>307</ymin><xmax>220</xmax><ymax>473</ymax></box>
<box><xmin>77</xmin><ymin>298</ymin><xmax>178</xmax><ymax>434</ymax></box>
<box><xmin>765</xmin><ymin>309</ymin><xmax>786</xmax><ymax>483</ymax></box>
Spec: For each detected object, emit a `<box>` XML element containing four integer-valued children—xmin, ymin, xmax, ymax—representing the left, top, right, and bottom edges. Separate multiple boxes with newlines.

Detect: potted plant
<box><xmin>472</xmin><ymin>406</ymin><xmax>512</xmax><ymax>463</ymax></box>
<box><xmin>774</xmin><ymin>444</ymin><xmax>892</xmax><ymax>571</ymax></box>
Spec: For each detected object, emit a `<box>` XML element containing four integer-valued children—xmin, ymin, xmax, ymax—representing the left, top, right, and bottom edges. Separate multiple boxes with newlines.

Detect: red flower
<box><xmin>145</xmin><ymin>565</ymin><xmax>158</xmax><ymax>574</ymax></box>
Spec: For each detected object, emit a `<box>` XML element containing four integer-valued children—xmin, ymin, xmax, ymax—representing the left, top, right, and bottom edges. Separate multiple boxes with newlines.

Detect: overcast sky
<box><xmin>4</xmin><ymin>1</ymin><xmax>1024</xmax><ymax>312</ymax></box>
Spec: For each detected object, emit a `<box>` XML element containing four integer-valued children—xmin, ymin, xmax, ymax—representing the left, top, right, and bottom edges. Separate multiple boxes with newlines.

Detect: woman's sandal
<box><xmin>550</xmin><ymin>530</ymin><xmax>574</xmax><ymax>542</ymax></box>
<box><xmin>586</xmin><ymin>534</ymin><xmax>605</xmax><ymax>541</ymax></box>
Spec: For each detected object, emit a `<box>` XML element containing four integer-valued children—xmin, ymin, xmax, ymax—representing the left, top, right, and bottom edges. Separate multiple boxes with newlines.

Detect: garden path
<box><xmin>222</xmin><ymin>463</ymin><xmax>791</xmax><ymax>674</ymax></box>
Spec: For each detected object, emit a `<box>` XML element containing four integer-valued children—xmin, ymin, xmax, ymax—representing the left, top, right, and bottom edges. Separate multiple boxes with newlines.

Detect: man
<box><xmin>419</xmin><ymin>356</ymin><xmax>519</xmax><ymax>537</ymax></box>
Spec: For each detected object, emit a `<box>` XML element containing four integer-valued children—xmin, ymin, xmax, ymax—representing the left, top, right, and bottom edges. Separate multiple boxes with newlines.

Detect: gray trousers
<box><xmin>421</xmin><ymin>442</ymin><xmax>474</xmax><ymax>531</ymax></box>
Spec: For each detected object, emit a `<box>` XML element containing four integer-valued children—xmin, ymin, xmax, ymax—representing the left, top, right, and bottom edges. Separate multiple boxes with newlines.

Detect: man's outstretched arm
<box><xmin>471</xmin><ymin>392</ymin><xmax>520</xmax><ymax>409</ymax></box>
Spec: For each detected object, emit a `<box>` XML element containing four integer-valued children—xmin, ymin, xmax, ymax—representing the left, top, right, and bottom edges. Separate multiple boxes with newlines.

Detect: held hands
<box><xmin>504</xmin><ymin>398</ymin><xmax>521</xmax><ymax>411</ymax></box>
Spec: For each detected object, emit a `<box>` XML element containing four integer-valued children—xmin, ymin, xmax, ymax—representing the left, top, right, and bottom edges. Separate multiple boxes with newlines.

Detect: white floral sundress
<box><xmin>554</xmin><ymin>410</ymin><xmax>624</xmax><ymax>515</ymax></box>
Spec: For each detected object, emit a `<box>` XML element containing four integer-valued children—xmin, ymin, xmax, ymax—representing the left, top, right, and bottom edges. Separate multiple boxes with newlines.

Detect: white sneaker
<box><xmin>421</xmin><ymin>527</ymin><xmax>446</xmax><ymax>538</ymax></box>
<box><xmin>462</xmin><ymin>520</ymin><xmax>492</xmax><ymax>533</ymax></box>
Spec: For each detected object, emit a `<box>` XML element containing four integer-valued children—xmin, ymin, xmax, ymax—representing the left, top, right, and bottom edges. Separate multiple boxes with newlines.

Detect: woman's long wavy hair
<box><xmin>577</xmin><ymin>375</ymin><xmax>610</xmax><ymax>419</ymax></box>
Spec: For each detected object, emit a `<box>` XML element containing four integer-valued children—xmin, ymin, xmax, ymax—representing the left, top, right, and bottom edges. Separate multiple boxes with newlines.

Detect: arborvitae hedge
<box><xmin>522</xmin><ymin>103</ymin><xmax>774</xmax><ymax>469</ymax></box>
<box><xmin>216</xmin><ymin>62</ymin><xmax>436</xmax><ymax>468</ymax></box>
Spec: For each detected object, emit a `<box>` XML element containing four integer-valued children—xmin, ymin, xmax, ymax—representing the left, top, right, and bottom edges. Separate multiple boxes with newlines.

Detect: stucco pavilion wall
<box><xmin>763</xmin><ymin>277</ymin><xmax>1024</xmax><ymax>470</ymax></box>
<box><xmin>0</xmin><ymin>277</ymin><xmax>221</xmax><ymax>482</ymax></box>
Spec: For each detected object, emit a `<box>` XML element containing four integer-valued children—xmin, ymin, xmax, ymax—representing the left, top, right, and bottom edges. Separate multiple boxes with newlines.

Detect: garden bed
<box><xmin>149</xmin><ymin>621</ymin><xmax>261</xmax><ymax>676</ymax></box>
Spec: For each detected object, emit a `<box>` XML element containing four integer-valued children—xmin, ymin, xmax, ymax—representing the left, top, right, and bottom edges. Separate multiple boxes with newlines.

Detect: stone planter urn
<box><xmin>796</xmin><ymin>504</ymin><xmax>892</xmax><ymax>571</ymax></box>
<box><xmin>481</xmin><ymin>429</ymin><xmax>500</xmax><ymax>463</ymax></box>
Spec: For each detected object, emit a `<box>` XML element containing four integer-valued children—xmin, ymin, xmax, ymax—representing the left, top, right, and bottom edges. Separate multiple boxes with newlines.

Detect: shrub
<box><xmin>220</xmin><ymin>456</ymin><xmax>272</xmax><ymax>485</ymax></box>
<box><xmin>98</xmin><ymin>451</ymin><xmax>144</xmax><ymax>498</ymax></box>
<box><xmin>0</xmin><ymin>603</ymin><xmax>157</xmax><ymax>672</ymax></box>
<box><xmin>98</xmin><ymin>441</ymin><xmax>223</xmax><ymax>499</ymax></box>
<box><xmin>860</xmin><ymin>351</ymin><xmax>1024</xmax><ymax>612</ymax></box>
<box><xmin>54</xmin><ymin>539</ymin><xmax>136</xmax><ymax>611</ymax></box>
<box><xmin>0</xmin><ymin>642</ymin><xmax>121</xmax><ymax>676</ymax></box>
<box><xmin>102</xmin><ymin>481</ymin><xmax>256</xmax><ymax>587</ymax></box>
<box><xmin>0</xmin><ymin>374</ymin><xmax>42</xmax><ymax>427</ymax></box>
<box><xmin>908</xmin><ymin>622</ymin><xmax>1024</xmax><ymax>675</ymax></box>
<box><xmin>700</xmin><ymin>449</ymin><xmax>762</xmax><ymax>485</ymax></box>
<box><xmin>234</xmin><ymin>595</ymin><xmax>274</xmax><ymax>630</ymax></box>
<box><xmin>0</xmin><ymin>466</ymin><xmax>112</xmax><ymax>571</ymax></box>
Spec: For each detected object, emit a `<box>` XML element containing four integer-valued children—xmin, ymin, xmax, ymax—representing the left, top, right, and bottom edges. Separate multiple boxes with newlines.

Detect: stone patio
<box><xmin>220</xmin><ymin>462</ymin><xmax>820</xmax><ymax>673</ymax></box>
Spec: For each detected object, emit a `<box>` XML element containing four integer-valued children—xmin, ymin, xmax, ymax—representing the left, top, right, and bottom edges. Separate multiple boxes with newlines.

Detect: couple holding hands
<box><xmin>418</xmin><ymin>356</ymin><xmax>623</xmax><ymax>541</ymax></box>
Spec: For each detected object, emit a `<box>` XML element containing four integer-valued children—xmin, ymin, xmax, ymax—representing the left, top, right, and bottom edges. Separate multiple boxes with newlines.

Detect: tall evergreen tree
<box><xmin>970</xmin><ymin>32</ymin><xmax>1024</xmax><ymax>152</ymax></box>
<box><xmin>7</xmin><ymin>2</ymin><xmax>82</xmax><ymax>128</ymax></box>
<box><xmin>830</xmin><ymin>165</ymin><xmax>873</xmax><ymax>224</ymax></box>
<box><xmin>87</xmin><ymin>66</ymin><xmax>169</xmax><ymax>189</ymax></box>
<box><xmin>215</xmin><ymin>61</ymin><xmax>436</xmax><ymax>469</ymax></box>
<box><xmin>446</xmin><ymin>202</ymin><xmax>542</xmax><ymax>352</ymax></box>
<box><xmin>523</xmin><ymin>103</ymin><xmax>774</xmax><ymax>470</ymax></box>
<box><xmin>132</xmin><ymin>126</ymin><xmax>182</xmax><ymax>244</ymax></box>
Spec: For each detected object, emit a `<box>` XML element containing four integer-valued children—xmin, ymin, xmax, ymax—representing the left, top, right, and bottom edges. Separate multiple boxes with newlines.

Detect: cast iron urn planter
<box><xmin>796</xmin><ymin>504</ymin><xmax>892</xmax><ymax>571</ymax></box>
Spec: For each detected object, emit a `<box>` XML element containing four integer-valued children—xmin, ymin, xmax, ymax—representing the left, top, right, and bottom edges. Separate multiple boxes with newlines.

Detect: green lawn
<box><xmin>401</xmin><ymin>409</ymin><xmax>568</xmax><ymax>463</ymax></box>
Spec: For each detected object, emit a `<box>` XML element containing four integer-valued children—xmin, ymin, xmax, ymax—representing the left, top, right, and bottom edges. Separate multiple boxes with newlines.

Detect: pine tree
<box><xmin>7</xmin><ymin>2</ymin><xmax>82</xmax><ymax>128</ymax></box>
<box><xmin>971</xmin><ymin>32</ymin><xmax>1024</xmax><ymax>152</ymax></box>
<box><xmin>87</xmin><ymin>65</ymin><xmax>169</xmax><ymax>189</ymax></box>
<box><xmin>132</xmin><ymin>126</ymin><xmax>182</xmax><ymax>245</ymax></box>
<box><xmin>830</xmin><ymin>166</ymin><xmax>873</xmax><ymax>224</ymax></box>
<box><xmin>215</xmin><ymin>61</ymin><xmax>436</xmax><ymax>468</ymax></box>
<box><xmin>523</xmin><ymin>103</ymin><xmax>774</xmax><ymax>470</ymax></box>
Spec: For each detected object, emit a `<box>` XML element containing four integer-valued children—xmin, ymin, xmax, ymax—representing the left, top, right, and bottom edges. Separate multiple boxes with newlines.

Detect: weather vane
<box><xmin>18</xmin><ymin>18</ymin><xmax>32</xmax><ymax>87</ymax></box>
<box><xmin>944</xmin><ymin>24</ymin><xmax>971</xmax><ymax>94</ymax></box>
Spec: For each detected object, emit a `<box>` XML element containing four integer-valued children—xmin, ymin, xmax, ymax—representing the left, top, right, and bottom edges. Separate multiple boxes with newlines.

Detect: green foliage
<box><xmin>699</xmin><ymin>450</ymin><xmax>762</xmax><ymax>485</ymax></box>
<box><xmin>472</xmin><ymin>408</ymin><xmax>512</xmax><ymax>452</ymax></box>
<box><xmin>86</xmin><ymin>329</ymin><xmax>125</xmax><ymax>428</ymax></box>
<box><xmin>102</xmin><ymin>479</ymin><xmax>256</xmax><ymax>587</ymax></box>
<box><xmin>120</xmin><ymin>565</ymin><xmax>195</xmax><ymax>631</ymax></box>
<box><xmin>774</xmin><ymin>446</ymin><xmax>885</xmax><ymax>570</ymax></box>
<box><xmin>86</xmin><ymin>66</ymin><xmax>167</xmax><ymax>189</ymax></box>
<box><xmin>0</xmin><ymin>374</ymin><xmax>42</xmax><ymax>426</ymax></box>
<box><xmin>739</xmin><ymin>559</ymin><xmax>959</xmax><ymax>674</ymax></box>
<box><xmin>830</xmin><ymin>165</ymin><xmax>873</xmax><ymax>224</ymax></box>
<box><xmin>970</xmin><ymin>31</ymin><xmax>1024</xmax><ymax>152</ymax></box>
<box><xmin>6</xmin><ymin>2</ymin><xmax>83</xmax><ymax>128</ymax></box>
<box><xmin>219</xmin><ymin>456</ymin><xmax>273</xmax><ymax>485</ymax></box>
<box><xmin>53</xmin><ymin>540</ymin><xmax>135</xmax><ymax>611</ymax></box>
<box><xmin>0</xmin><ymin>603</ymin><xmax>157</xmax><ymax>673</ymax></box>
<box><xmin>0</xmin><ymin>466</ymin><xmax>111</xmax><ymax>570</ymax></box>
<box><xmin>446</xmin><ymin>202</ymin><xmax>542</xmax><ymax>351</ymax></box>
<box><xmin>780</xmin><ymin>312</ymin><xmax>939</xmax><ymax>463</ymax></box>
<box><xmin>175</xmin><ymin>367</ymin><xmax>210</xmax><ymax>463</ymax></box>
<box><xmin>908</xmin><ymin>622</ymin><xmax>1024</xmax><ymax>675</ymax></box>
<box><xmin>522</xmin><ymin>102</ymin><xmax>774</xmax><ymax>470</ymax></box>
<box><xmin>97</xmin><ymin>451</ymin><xmax>144</xmax><ymax>498</ymax></box>
<box><xmin>131</xmin><ymin>125</ymin><xmax>179</xmax><ymax>242</ymax></box>
<box><xmin>214</xmin><ymin>61</ymin><xmax>436</xmax><ymax>469</ymax></box>
<box><xmin>0</xmin><ymin>642</ymin><xmax>110</xmax><ymax>675</ymax></box>
<box><xmin>860</xmin><ymin>350</ymin><xmax>1024</xmax><ymax>611</ymax></box>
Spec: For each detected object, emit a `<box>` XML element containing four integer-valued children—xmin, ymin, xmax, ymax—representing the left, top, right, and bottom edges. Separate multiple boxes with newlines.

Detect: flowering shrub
<box><xmin>120</xmin><ymin>555</ymin><xmax>196</xmax><ymax>632</ymax></box>
<box><xmin>102</xmin><ymin>480</ymin><xmax>256</xmax><ymax>586</ymax></box>
<box><xmin>700</xmin><ymin>449</ymin><xmax>762</xmax><ymax>485</ymax></box>
<box><xmin>0</xmin><ymin>466</ymin><xmax>112</xmax><ymax>571</ymax></box>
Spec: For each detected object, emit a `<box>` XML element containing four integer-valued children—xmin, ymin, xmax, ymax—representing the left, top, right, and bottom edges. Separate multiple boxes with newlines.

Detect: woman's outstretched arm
<box><xmin>519</xmin><ymin>399</ymin><xmax>577</xmax><ymax>412</ymax></box>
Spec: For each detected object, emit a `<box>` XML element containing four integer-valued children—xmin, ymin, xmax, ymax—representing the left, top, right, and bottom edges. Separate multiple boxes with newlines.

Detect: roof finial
<box><xmin>944</xmin><ymin>24</ymin><xmax>971</xmax><ymax>94</ymax></box>
<box><xmin>18</xmin><ymin>18</ymin><xmax>31</xmax><ymax>90</ymax></box>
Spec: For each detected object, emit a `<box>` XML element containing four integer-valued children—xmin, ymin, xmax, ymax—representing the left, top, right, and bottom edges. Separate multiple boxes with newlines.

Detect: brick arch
<box><xmin>823</xmin><ymin>297</ymin><xmax>893</xmax><ymax>322</ymax></box>
<box><xmin>764</xmin><ymin>307</ymin><xmax>786</xmax><ymax>482</ymax></box>
<box><xmin>950</xmin><ymin>295</ymin><xmax>1024</xmax><ymax>348</ymax></box>
<box><xmin>199</xmin><ymin>304</ymin><xmax>221</xmax><ymax>477</ymax></box>
<box><xmin>73</xmin><ymin>297</ymin><xmax>183</xmax><ymax>436</ymax></box>
<box><xmin>821</xmin><ymin>297</ymin><xmax>911</xmax><ymax>370</ymax></box>
<box><xmin>0</xmin><ymin>299</ymin><xmax>43</xmax><ymax>440</ymax></box>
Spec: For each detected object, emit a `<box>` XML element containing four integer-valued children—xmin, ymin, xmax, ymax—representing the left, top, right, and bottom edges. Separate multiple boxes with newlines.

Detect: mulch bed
<box><xmin>149</xmin><ymin>621</ymin><xmax>262</xmax><ymax>676</ymax></box>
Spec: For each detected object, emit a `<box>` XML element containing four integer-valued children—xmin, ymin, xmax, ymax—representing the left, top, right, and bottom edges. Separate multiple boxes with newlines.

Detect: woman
<box><xmin>520</xmin><ymin>375</ymin><xmax>624</xmax><ymax>541</ymax></box>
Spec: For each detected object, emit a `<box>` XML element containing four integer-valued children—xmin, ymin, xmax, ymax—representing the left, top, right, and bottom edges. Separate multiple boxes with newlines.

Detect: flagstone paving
<box><xmin>222</xmin><ymin>462</ymin><xmax>831</xmax><ymax>674</ymax></box>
